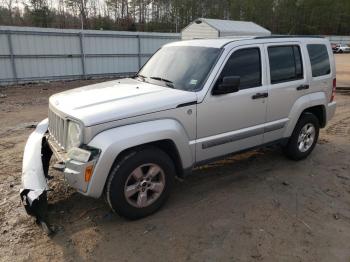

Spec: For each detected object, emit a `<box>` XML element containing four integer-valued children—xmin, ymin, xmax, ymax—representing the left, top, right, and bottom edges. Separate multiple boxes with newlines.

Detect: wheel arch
<box><xmin>302</xmin><ymin>105</ymin><xmax>326</xmax><ymax>128</ymax></box>
<box><xmin>284</xmin><ymin>92</ymin><xmax>327</xmax><ymax>137</ymax></box>
<box><xmin>85</xmin><ymin>119</ymin><xmax>194</xmax><ymax>198</ymax></box>
<box><xmin>108</xmin><ymin>139</ymin><xmax>185</xmax><ymax>179</ymax></box>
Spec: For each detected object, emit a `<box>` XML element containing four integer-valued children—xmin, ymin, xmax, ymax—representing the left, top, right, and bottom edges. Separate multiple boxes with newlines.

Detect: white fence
<box><xmin>325</xmin><ymin>35</ymin><xmax>350</xmax><ymax>45</ymax></box>
<box><xmin>326</xmin><ymin>35</ymin><xmax>350</xmax><ymax>45</ymax></box>
<box><xmin>0</xmin><ymin>26</ymin><xmax>180</xmax><ymax>86</ymax></box>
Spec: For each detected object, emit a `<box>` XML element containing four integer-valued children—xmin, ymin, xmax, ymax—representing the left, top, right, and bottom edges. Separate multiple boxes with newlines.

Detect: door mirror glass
<box><xmin>212</xmin><ymin>76</ymin><xmax>240</xmax><ymax>95</ymax></box>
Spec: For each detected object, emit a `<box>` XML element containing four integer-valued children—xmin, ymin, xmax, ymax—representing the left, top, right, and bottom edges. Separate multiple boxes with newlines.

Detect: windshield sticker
<box><xmin>190</xmin><ymin>79</ymin><xmax>198</xmax><ymax>85</ymax></box>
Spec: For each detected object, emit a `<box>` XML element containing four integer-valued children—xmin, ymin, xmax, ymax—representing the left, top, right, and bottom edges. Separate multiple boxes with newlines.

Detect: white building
<box><xmin>181</xmin><ymin>18</ymin><xmax>271</xmax><ymax>40</ymax></box>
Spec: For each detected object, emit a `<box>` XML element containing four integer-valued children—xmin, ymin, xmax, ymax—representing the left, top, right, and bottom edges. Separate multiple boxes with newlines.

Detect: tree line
<box><xmin>0</xmin><ymin>0</ymin><xmax>349</xmax><ymax>35</ymax></box>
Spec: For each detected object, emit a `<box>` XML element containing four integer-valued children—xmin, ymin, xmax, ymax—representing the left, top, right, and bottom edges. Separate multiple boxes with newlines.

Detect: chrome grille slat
<box><xmin>58</xmin><ymin>118</ymin><xmax>61</xmax><ymax>145</ymax></box>
<box><xmin>53</xmin><ymin>113</ymin><xmax>55</xmax><ymax>138</ymax></box>
<box><xmin>59</xmin><ymin>118</ymin><xmax>64</xmax><ymax>146</ymax></box>
<box><xmin>57</xmin><ymin>116</ymin><xmax>61</xmax><ymax>145</ymax></box>
<box><xmin>48</xmin><ymin>108</ymin><xmax>66</xmax><ymax>149</ymax></box>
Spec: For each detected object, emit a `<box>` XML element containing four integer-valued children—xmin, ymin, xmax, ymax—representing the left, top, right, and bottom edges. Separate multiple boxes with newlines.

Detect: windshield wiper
<box><xmin>135</xmin><ymin>74</ymin><xmax>147</xmax><ymax>82</ymax></box>
<box><xmin>150</xmin><ymin>76</ymin><xmax>174</xmax><ymax>88</ymax></box>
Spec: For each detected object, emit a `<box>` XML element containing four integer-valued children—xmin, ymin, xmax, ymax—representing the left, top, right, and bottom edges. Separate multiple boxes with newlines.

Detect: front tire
<box><xmin>106</xmin><ymin>147</ymin><xmax>175</xmax><ymax>220</ymax></box>
<box><xmin>284</xmin><ymin>113</ymin><xmax>320</xmax><ymax>160</ymax></box>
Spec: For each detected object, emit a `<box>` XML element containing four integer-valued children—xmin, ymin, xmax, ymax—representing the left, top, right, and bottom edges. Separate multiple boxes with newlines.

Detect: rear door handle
<box><xmin>296</xmin><ymin>84</ymin><xmax>309</xmax><ymax>91</ymax></box>
<box><xmin>252</xmin><ymin>92</ymin><xmax>268</xmax><ymax>99</ymax></box>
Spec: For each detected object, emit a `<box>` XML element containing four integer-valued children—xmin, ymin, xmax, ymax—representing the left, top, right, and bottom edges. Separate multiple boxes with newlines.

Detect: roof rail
<box><xmin>255</xmin><ymin>35</ymin><xmax>324</xmax><ymax>39</ymax></box>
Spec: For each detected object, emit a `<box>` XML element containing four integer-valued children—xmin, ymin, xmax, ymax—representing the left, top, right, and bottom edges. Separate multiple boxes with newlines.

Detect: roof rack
<box><xmin>255</xmin><ymin>35</ymin><xmax>324</xmax><ymax>39</ymax></box>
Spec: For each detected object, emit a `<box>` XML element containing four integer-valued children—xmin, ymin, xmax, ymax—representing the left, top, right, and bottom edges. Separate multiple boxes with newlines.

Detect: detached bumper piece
<box><xmin>20</xmin><ymin>119</ymin><xmax>53</xmax><ymax>234</ymax></box>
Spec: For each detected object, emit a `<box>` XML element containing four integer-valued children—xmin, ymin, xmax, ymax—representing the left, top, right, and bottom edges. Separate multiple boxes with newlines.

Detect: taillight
<box><xmin>330</xmin><ymin>78</ymin><xmax>336</xmax><ymax>102</ymax></box>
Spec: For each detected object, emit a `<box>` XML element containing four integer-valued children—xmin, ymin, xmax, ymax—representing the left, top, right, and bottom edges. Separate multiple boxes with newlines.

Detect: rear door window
<box><xmin>268</xmin><ymin>45</ymin><xmax>303</xmax><ymax>84</ymax></box>
<box><xmin>307</xmin><ymin>44</ymin><xmax>331</xmax><ymax>77</ymax></box>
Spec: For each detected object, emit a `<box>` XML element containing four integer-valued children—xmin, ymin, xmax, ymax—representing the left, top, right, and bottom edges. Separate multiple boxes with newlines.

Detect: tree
<box><xmin>22</xmin><ymin>0</ymin><xmax>53</xmax><ymax>27</ymax></box>
<box><xmin>65</xmin><ymin>0</ymin><xmax>88</xmax><ymax>28</ymax></box>
<box><xmin>0</xmin><ymin>0</ymin><xmax>349</xmax><ymax>35</ymax></box>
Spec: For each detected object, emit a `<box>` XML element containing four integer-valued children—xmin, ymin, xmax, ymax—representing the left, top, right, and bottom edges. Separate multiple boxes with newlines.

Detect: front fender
<box><xmin>85</xmin><ymin>119</ymin><xmax>193</xmax><ymax>198</ymax></box>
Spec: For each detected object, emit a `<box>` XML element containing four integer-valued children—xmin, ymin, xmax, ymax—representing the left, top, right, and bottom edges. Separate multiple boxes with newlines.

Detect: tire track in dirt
<box><xmin>326</xmin><ymin>116</ymin><xmax>350</xmax><ymax>136</ymax></box>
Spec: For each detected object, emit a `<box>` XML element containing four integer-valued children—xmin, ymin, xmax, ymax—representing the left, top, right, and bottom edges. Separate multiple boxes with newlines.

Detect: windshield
<box><xmin>138</xmin><ymin>46</ymin><xmax>221</xmax><ymax>91</ymax></box>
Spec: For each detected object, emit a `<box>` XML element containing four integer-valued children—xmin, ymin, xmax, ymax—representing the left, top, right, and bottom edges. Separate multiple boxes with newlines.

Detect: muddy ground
<box><xmin>0</xmin><ymin>54</ymin><xmax>349</xmax><ymax>262</ymax></box>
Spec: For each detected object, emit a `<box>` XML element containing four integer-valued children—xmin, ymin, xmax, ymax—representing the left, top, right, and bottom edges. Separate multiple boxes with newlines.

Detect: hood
<box><xmin>49</xmin><ymin>78</ymin><xmax>197</xmax><ymax>126</ymax></box>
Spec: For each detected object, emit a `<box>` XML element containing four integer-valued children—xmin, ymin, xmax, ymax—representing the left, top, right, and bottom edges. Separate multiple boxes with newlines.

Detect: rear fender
<box><xmin>283</xmin><ymin>92</ymin><xmax>327</xmax><ymax>137</ymax></box>
<box><xmin>283</xmin><ymin>95</ymin><xmax>311</xmax><ymax>137</ymax></box>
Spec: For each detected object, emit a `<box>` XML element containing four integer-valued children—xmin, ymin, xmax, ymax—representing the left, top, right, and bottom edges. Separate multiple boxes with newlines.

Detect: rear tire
<box><xmin>284</xmin><ymin>113</ymin><xmax>319</xmax><ymax>160</ymax></box>
<box><xmin>106</xmin><ymin>147</ymin><xmax>175</xmax><ymax>220</ymax></box>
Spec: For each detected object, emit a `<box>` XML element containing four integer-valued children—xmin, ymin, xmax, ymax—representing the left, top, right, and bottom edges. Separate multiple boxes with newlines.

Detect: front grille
<box><xmin>48</xmin><ymin>109</ymin><xmax>67</xmax><ymax>149</ymax></box>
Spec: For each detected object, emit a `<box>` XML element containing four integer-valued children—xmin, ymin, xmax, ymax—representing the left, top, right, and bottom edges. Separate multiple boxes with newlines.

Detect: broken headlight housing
<box><xmin>66</xmin><ymin>121</ymin><xmax>82</xmax><ymax>150</ymax></box>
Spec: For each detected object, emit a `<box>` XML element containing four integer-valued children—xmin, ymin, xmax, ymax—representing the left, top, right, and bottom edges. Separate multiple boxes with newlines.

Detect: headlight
<box><xmin>66</xmin><ymin>121</ymin><xmax>82</xmax><ymax>150</ymax></box>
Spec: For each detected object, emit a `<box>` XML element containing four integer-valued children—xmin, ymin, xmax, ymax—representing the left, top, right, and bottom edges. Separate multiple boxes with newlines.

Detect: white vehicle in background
<box><xmin>20</xmin><ymin>35</ymin><xmax>336</xmax><ymax>232</ymax></box>
<box><xmin>334</xmin><ymin>44</ymin><xmax>350</xmax><ymax>53</ymax></box>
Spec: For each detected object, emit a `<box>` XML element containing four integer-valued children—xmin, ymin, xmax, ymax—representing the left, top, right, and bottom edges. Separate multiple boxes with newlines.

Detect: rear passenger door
<box><xmin>263</xmin><ymin>43</ymin><xmax>308</xmax><ymax>143</ymax></box>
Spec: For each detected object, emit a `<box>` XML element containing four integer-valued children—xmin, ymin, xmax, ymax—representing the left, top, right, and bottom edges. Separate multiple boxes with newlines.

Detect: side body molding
<box><xmin>86</xmin><ymin>119</ymin><xmax>193</xmax><ymax>198</ymax></box>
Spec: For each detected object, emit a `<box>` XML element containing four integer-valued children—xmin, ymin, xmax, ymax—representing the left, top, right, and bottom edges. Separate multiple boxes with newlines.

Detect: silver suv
<box><xmin>21</xmin><ymin>36</ymin><xmax>336</xmax><ymax>225</ymax></box>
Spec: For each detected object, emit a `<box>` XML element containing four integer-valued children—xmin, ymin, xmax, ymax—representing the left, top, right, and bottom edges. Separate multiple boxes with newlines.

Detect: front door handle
<box><xmin>296</xmin><ymin>84</ymin><xmax>309</xmax><ymax>91</ymax></box>
<box><xmin>252</xmin><ymin>92</ymin><xmax>268</xmax><ymax>99</ymax></box>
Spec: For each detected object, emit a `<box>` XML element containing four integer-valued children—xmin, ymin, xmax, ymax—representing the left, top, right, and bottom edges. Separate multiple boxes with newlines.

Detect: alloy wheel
<box><xmin>297</xmin><ymin>123</ymin><xmax>316</xmax><ymax>152</ymax></box>
<box><xmin>124</xmin><ymin>163</ymin><xmax>166</xmax><ymax>208</ymax></box>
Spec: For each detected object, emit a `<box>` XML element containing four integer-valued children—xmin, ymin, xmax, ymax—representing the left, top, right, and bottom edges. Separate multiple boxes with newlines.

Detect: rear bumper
<box><xmin>326</xmin><ymin>101</ymin><xmax>336</xmax><ymax>123</ymax></box>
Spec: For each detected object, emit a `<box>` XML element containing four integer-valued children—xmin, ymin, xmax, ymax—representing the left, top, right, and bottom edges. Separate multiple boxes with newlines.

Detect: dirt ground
<box><xmin>0</xmin><ymin>54</ymin><xmax>349</xmax><ymax>262</ymax></box>
<box><xmin>335</xmin><ymin>54</ymin><xmax>350</xmax><ymax>88</ymax></box>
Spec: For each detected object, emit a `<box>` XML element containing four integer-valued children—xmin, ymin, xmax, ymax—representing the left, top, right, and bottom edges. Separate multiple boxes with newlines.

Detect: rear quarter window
<box><xmin>307</xmin><ymin>44</ymin><xmax>331</xmax><ymax>77</ymax></box>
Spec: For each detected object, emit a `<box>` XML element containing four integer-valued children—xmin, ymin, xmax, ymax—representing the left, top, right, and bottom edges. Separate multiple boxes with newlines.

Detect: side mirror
<box><xmin>212</xmin><ymin>76</ymin><xmax>240</xmax><ymax>95</ymax></box>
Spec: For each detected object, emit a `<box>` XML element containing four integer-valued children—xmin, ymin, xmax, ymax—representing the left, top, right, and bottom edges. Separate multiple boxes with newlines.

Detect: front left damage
<box><xmin>20</xmin><ymin>119</ymin><xmax>53</xmax><ymax>233</ymax></box>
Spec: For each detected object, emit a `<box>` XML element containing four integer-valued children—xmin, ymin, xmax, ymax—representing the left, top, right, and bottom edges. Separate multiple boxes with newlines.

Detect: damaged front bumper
<box><xmin>20</xmin><ymin>119</ymin><xmax>99</xmax><ymax>230</ymax></box>
<box><xmin>20</xmin><ymin>119</ymin><xmax>52</xmax><ymax>222</ymax></box>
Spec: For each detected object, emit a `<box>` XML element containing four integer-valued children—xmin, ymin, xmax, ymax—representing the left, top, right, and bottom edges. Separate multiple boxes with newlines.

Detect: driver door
<box><xmin>196</xmin><ymin>45</ymin><xmax>268</xmax><ymax>163</ymax></box>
